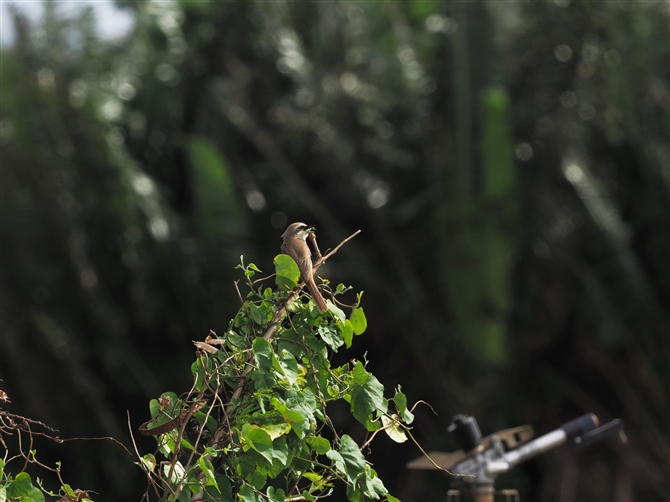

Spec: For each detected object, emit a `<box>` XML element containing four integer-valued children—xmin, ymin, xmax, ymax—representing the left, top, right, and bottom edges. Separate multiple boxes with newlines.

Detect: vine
<box><xmin>136</xmin><ymin>232</ymin><xmax>415</xmax><ymax>501</ymax></box>
<box><xmin>0</xmin><ymin>386</ymin><xmax>127</xmax><ymax>501</ymax></box>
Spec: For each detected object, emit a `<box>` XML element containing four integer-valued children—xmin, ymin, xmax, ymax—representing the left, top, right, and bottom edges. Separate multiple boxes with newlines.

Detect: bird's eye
<box><xmin>299</xmin><ymin>225</ymin><xmax>307</xmax><ymax>230</ymax></box>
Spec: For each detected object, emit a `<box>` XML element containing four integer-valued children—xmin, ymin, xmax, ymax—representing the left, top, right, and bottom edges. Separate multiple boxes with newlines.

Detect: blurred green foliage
<box><xmin>1</xmin><ymin>0</ymin><xmax>668</xmax><ymax>500</ymax></box>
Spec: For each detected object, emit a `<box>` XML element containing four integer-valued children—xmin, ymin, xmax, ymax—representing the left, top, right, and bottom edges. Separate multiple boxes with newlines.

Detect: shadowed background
<box><xmin>1</xmin><ymin>1</ymin><xmax>668</xmax><ymax>500</ymax></box>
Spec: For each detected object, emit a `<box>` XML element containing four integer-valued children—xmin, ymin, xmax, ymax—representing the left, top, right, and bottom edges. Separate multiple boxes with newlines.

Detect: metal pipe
<box><xmin>504</xmin><ymin>429</ymin><xmax>567</xmax><ymax>467</ymax></box>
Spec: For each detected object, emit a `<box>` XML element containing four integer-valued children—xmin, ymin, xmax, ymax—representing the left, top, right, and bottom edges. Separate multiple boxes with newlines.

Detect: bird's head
<box><xmin>282</xmin><ymin>222</ymin><xmax>316</xmax><ymax>240</ymax></box>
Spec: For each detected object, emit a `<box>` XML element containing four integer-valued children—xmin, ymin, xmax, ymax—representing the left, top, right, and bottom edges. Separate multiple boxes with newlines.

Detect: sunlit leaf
<box><xmin>271</xmin><ymin>399</ymin><xmax>301</xmax><ymax>435</ymax></box>
<box><xmin>329</xmin><ymin>302</ymin><xmax>347</xmax><ymax>323</ymax></box>
<box><xmin>350</xmin><ymin>308</ymin><xmax>367</xmax><ymax>334</ymax></box>
<box><xmin>274</xmin><ymin>254</ymin><xmax>300</xmax><ymax>290</ymax></box>
<box><xmin>275</xmin><ymin>349</ymin><xmax>301</xmax><ymax>385</ymax></box>
<box><xmin>162</xmin><ymin>461</ymin><xmax>185</xmax><ymax>484</ymax></box>
<box><xmin>338</xmin><ymin>319</ymin><xmax>354</xmax><ymax>348</ymax></box>
<box><xmin>259</xmin><ymin>422</ymin><xmax>290</xmax><ymax>440</ymax></box>
<box><xmin>381</xmin><ymin>415</ymin><xmax>408</xmax><ymax>443</ymax></box>
<box><xmin>241</xmin><ymin>424</ymin><xmax>274</xmax><ymax>464</ymax></box>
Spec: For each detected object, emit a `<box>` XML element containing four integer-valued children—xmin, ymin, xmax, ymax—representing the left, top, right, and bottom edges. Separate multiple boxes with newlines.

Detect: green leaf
<box><xmin>271</xmin><ymin>398</ymin><xmax>307</xmax><ymax>438</ymax></box>
<box><xmin>338</xmin><ymin>435</ymin><xmax>366</xmax><ymax>484</ymax></box>
<box><xmin>267</xmin><ymin>487</ymin><xmax>286</xmax><ymax>502</ymax></box>
<box><xmin>351</xmin><ymin>374</ymin><xmax>385</xmax><ymax>428</ymax></box>
<box><xmin>346</xmin><ymin>486</ymin><xmax>365</xmax><ymax>502</ymax></box>
<box><xmin>241</xmin><ymin>424</ymin><xmax>274</xmax><ymax>464</ymax></box>
<box><xmin>350</xmin><ymin>308</ymin><xmax>367</xmax><ymax>334</ymax></box>
<box><xmin>363</xmin><ymin>464</ymin><xmax>389</xmax><ymax>497</ymax></box>
<box><xmin>226</xmin><ymin>331</ymin><xmax>248</xmax><ymax>350</ymax></box>
<box><xmin>325</xmin><ymin>449</ymin><xmax>346</xmax><ymax>479</ymax></box>
<box><xmin>61</xmin><ymin>486</ymin><xmax>74</xmax><ymax>497</ymax></box>
<box><xmin>275</xmin><ymin>350</ymin><xmax>300</xmax><ymax>385</ymax></box>
<box><xmin>239</xmin><ymin>483</ymin><xmax>263</xmax><ymax>502</ymax></box>
<box><xmin>259</xmin><ymin>422</ymin><xmax>290</xmax><ymax>440</ymax></box>
<box><xmin>251</xmin><ymin>368</ymin><xmax>277</xmax><ymax>390</ymax></box>
<box><xmin>329</xmin><ymin>302</ymin><xmax>347</xmax><ymax>323</ymax></box>
<box><xmin>205</xmin><ymin>474</ymin><xmax>233</xmax><ymax>501</ymax></box>
<box><xmin>6</xmin><ymin>472</ymin><xmax>44</xmax><ymax>501</ymax></box>
<box><xmin>194</xmin><ymin>410</ymin><xmax>219</xmax><ymax>435</ymax></box>
<box><xmin>235</xmin><ymin>454</ymin><xmax>257</xmax><ymax>479</ymax></box>
<box><xmin>250</xmin><ymin>306</ymin><xmax>264</xmax><ymax>325</ymax></box>
<box><xmin>299</xmin><ymin>490</ymin><xmax>318</xmax><ymax>502</ymax></box>
<box><xmin>192</xmin><ymin>356</ymin><xmax>213</xmax><ymax>392</ymax></box>
<box><xmin>393</xmin><ymin>387</ymin><xmax>414</xmax><ymax>424</ymax></box>
<box><xmin>274</xmin><ymin>254</ymin><xmax>300</xmax><ymax>290</ymax></box>
<box><xmin>149</xmin><ymin>392</ymin><xmax>180</xmax><ymax>419</ymax></box>
<box><xmin>277</xmin><ymin>329</ymin><xmax>304</xmax><ymax>358</ymax></box>
<box><xmin>386</xmin><ymin>494</ymin><xmax>401</xmax><ymax>502</ymax></box>
<box><xmin>302</xmin><ymin>471</ymin><xmax>332</xmax><ymax>491</ymax></box>
<box><xmin>338</xmin><ymin>320</ymin><xmax>354</xmax><ymax>348</ymax></box>
<box><xmin>252</xmin><ymin>337</ymin><xmax>274</xmax><ymax>373</ymax></box>
<box><xmin>271</xmin><ymin>436</ymin><xmax>290</xmax><ymax>466</ymax></box>
<box><xmin>307</xmin><ymin>436</ymin><xmax>331</xmax><ymax>455</ymax></box>
<box><xmin>198</xmin><ymin>456</ymin><xmax>218</xmax><ymax>490</ymax></box>
<box><xmin>247</xmin><ymin>469</ymin><xmax>266</xmax><ymax>490</ymax></box>
<box><xmin>351</xmin><ymin>360</ymin><xmax>369</xmax><ymax>385</ymax></box>
<box><xmin>146</xmin><ymin>393</ymin><xmax>182</xmax><ymax>441</ymax></box>
<box><xmin>272</xmin><ymin>389</ymin><xmax>316</xmax><ymax>439</ymax></box>
<box><xmin>180</xmin><ymin>438</ymin><xmax>195</xmax><ymax>451</ymax></box>
<box><xmin>317</xmin><ymin>325</ymin><xmax>343</xmax><ymax>351</ymax></box>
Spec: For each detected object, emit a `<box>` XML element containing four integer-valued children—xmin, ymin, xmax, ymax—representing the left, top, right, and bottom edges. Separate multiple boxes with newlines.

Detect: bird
<box><xmin>281</xmin><ymin>222</ymin><xmax>328</xmax><ymax>313</ymax></box>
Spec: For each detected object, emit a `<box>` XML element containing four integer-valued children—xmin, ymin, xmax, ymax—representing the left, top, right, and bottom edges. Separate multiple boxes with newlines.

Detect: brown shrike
<box><xmin>281</xmin><ymin>222</ymin><xmax>328</xmax><ymax>313</ymax></box>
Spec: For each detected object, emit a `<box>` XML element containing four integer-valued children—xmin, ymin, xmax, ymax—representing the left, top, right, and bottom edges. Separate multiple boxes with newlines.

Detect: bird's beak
<box><xmin>306</xmin><ymin>226</ymin><xmax>317</xmax><ymax>233</ymax></box>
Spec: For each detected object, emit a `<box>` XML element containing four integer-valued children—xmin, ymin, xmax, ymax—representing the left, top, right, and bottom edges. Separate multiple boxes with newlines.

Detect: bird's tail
<box><xmin>306</xmin><ymin>279</ymin><xmax>328</xmax><ymax>313</ymax></box>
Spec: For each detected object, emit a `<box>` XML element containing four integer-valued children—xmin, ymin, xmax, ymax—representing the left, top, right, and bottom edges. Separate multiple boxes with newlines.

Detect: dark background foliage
<box><xmin>1</xmin><ymin>1</ymin><xmax>668</xmax><ymax>500</ymax></box>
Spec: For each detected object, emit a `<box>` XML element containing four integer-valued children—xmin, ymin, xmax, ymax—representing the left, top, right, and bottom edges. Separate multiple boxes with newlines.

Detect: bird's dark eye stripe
<box><xmin>299</xmin><ymin>225</ymin><xmax>307</xmax><ymax>230</ymax></box>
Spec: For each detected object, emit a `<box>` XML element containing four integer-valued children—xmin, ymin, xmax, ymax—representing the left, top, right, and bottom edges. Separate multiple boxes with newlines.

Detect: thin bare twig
<box><xmin>410</xmin><ymin>399</ymin><xmax>437</xmax><ymax>416</ymax></box>
<box><xmin>252</xmin><ymin>273</ymin><xmax>277</xmax><ymax>285</ymax></box>
<box><xmin>402</xmin><ymin>418</ymin><xmax>475</xmax><ymax>478</ymax></box>
<box><xmin>360</xmin><ymin>422</ymin><xmax>394</xmax><ymax>451</ymax></box>
<box><xmin>128</xmin><ymin>411</ymin><xmax>162</xmax><ymax>500</ymax></box>
<box><xmin>233</xmin><ymin>280</ymin><xmax>244</xmax><ymax>304</ymax></box>
<box><xmin>314</xmin><ymin>230</ymin><xmax>361</xmax><ymax>270</ymax></box>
